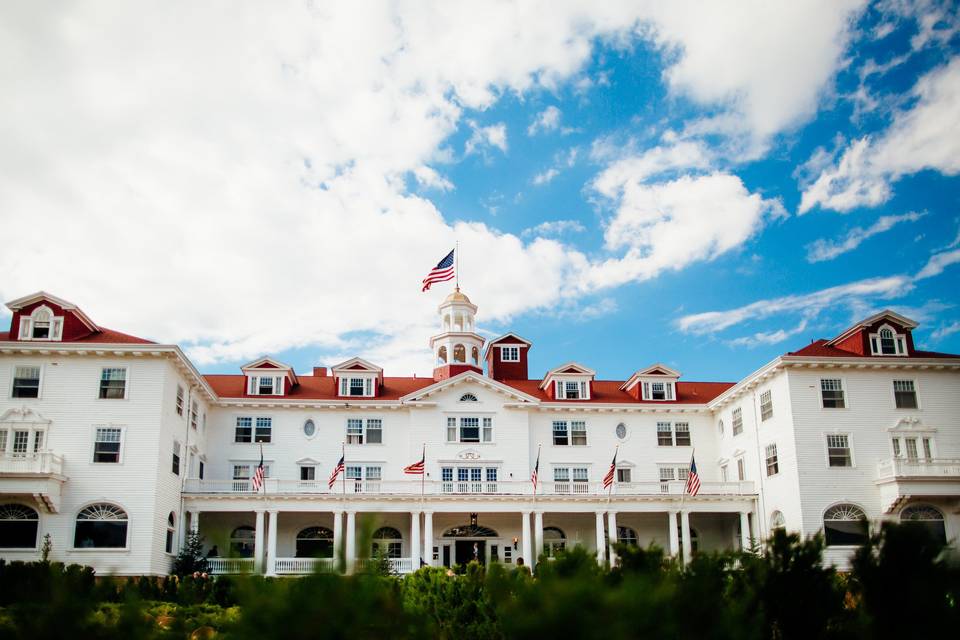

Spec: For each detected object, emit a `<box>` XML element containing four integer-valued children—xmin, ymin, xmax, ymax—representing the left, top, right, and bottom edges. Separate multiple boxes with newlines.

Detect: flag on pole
<box><xmin>404</xmin><ymin>447</ymin><xmax>425</xmax><ymax>475</ymax></box>
<box><xmin>602</xmin><ymin>448</ymin><xmax>618</xmax><ymax>489</ymax></box>
<box><xmin>530</xmin><ymin>447</ymin><xmax>540</xmax><ymax>491</ymax></box>
<box><xmin>685</xmin><ymin>455</ymin><xmax>701</xmax><ymax>496</ymax></box>
<box><xmin>421</xmin><ymin>249</ymin><xmax>455</xmax><ymax>291</ymax></box>
<box><xmin>328</xmin><ymin>454</ymin><xmax>345</xmax><ymax>489</ymax></box>
<box><xmin>252</xmin><ymin>445</ymin><xmax>265</xmax><ymax>492</ymax></box>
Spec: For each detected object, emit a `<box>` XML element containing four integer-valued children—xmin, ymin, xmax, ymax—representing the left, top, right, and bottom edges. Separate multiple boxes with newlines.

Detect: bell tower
<box><xmin>430</xmin><ymin>287</ymin><xmax>485</xmax><ymax>381</ymax></box>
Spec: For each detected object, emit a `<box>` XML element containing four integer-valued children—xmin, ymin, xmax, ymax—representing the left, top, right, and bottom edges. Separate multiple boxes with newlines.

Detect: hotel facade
<box><xmin>0</xmin><ymin>290</ymin><xmax>957</xmax><ymax>576</ymax></box>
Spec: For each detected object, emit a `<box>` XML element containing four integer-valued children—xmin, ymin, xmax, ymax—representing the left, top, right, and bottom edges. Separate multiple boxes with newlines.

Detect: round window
<box><xmin>615</xmin><ymin>423</ymin><xmax>627</xmax><ymax>440</ymax></box>
<box><xmin>303</xmin><ymin>419</ymin><xmax>316</xmax><ymax>438</ymax></box>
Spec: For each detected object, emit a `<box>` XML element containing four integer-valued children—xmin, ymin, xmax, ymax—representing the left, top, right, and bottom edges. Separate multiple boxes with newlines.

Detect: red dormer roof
<box><xmin>786</xmin><ymin>339</ymin><xmax>957</xmax><ymax>359</ymax></box>
<box><xmin>205</xmin><ymin>374</ymin><xmax>434</xmax><ymax>401</ymax></box>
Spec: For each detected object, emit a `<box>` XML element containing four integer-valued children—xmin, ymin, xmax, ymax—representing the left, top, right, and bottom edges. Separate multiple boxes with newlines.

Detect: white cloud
<box><xmin>586</xmin><ymin>172</ymin><xmax>786</xmax><ymax>288</ymax></box>
<box><xmin>527</xmin><ymin>105</ymin><xmax>561</xmax><ymax>135</ymax></box>
<box><xmin>464</xmin><ymin>121</ymin><xmax>508</xmax><ymax>156</ymax></box>
<box><xmin>532</xmin><ymin>147</ymin><xmax>579</xmax><ymax>186</ymax></box>
<box><xmin>532</xmin><ymin>168</ymin><xmax>560</xmax><ymax>186</ymax></box>
<box><xmin>412</xmin><ymin>165</ymin><xmax>454</xmax><ymax>191</ymax></box>
<box><xmin>931</xmin><ymin>320</ymin><xmax>960</xmax><ymax>341</ymax></box>
<box><xmin>805</xmin><ymin>211</ymin><xmax>926</xmax><ymax>262</ymax></box>
<box><xmin>591</xmin><ymin>140</ymin><xmax>711</xmax><ymax>186</ymax></box>
<box><xmin>521</xmin><ymin>219</ymin><xmax>586</xmax><ymax>238</ymax></box>
<box><xmin>916</xmin><ymin>248</ymin><xmax>960</xmax><ymax>280</ymax></box>
<box><xmin>727</xmin><ymin>318</ymin><xmax>810</xmax><ymax>348</ymax></box>
<box><xmin>799</xmin><ymin>56</ymin><xmax>960</xmax><ymax>213</ymax></box>
<box><xmin>676</xmin><ymin>275</ymin><xmax>912</xmax><ymax>335</ymax></box>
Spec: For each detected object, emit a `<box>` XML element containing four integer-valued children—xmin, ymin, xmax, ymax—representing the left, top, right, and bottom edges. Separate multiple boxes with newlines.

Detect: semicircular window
<box><xmin>544</xmin><ymin>526</ymin><xmax>566</xmax><ymax>557</ymax></box>
<box><xmin>0</xmin><ymin>504</ymin><xmax>39</xmax><ymax>548</ymax></box>
<box><xmin>443</xmin><ymin>524</ymin><xmax>499</xmax><ymax>538</ymax></box>
<box><xmin>296</xmin><ymin>526</ymin><xmax>334</xmax><ymax>558</ymax></box>
<box><xmin>900</xmin><ymin>504</ymin><xmax>946</xmax><ymax>545</ymax></box>
<box><xmin>823</xmin><ymin>503</ymin><xmax>868</xmax><ymax>546</ymax></box>
<box><xmin>459</xmin><ymin>393</ymin><xmax>479</xmax><ymax>402</ymax></box>
<box><xmin>770</xmin><ymin>510</ymin><xmax>786</xmax><ymax>531</ymax></box>
<box><xmin>74</xmin><ymin>503</ymin><xmax>128</xmax><ymax>549</ymax></box>
<box><xmin>372</xmin><ymin>526</ymin><xmax>403</xmax><ymax>558</ymax></box>
<box><xmin>230</xmin><ymin>526</ymin><xmax>256</xmax><ymax>557</ymax></box>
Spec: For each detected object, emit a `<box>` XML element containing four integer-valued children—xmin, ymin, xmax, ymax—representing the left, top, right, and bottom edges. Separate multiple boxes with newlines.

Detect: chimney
<box><xmin>313</xmin><ymin>366</ymin><xmax>327</xmax><ymax>377</ymax></box>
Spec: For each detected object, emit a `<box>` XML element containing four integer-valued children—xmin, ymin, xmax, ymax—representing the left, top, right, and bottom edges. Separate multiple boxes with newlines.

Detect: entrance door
<box><xmin>454</xmin><ymin>540</ymin><xmax>485</xmax><ymax>565</ymax></box>
<box><xmin>442</xmin><ymin>544</ymin><xmax>452</xmax><ymax>568</ymax></box>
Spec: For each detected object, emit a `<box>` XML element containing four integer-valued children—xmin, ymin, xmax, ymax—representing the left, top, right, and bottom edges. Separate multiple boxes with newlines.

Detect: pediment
<box><xmin>457</xmin><ymin>449</ymin><xmax>483</xmax><ymax>461</ymax></box>
<box><xmin>296</xmin><ymin>457</ymin><xmax>321</xmax><ymax>465</ymax></box>
<box><xmin>400</xmin><ymin>370</ymin><xmax>540</xmax><ymax>404</ymax></box>
<box><xmin>0</xmin><ymin>406</ymin><xmax>52</xmax><ymax>425</ymax></box>
<box><xmin>887</xmin><ymin>417</ymin><xmax>935</xmax><ymax>432</ymax></box>
<box><xmin>331</xmin><ymin>357</ymin><xmax>383</xmax><ymax>374</ymax></box>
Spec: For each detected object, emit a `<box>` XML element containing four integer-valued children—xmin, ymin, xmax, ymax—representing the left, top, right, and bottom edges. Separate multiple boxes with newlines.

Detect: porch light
<box><xmin>470</xmin><ymin>513</ymin><xmax>478</xmax><ymax>527</ymax></box>
<box><xmin>512</xmin><ymin>536</ymin><xmax>518</xmax><ymax>550</ymax></box>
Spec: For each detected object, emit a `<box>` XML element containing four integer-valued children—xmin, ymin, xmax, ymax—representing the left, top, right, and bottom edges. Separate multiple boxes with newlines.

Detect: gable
<box><xmin>401</xmin><ymin>370</ymin><xmax>540</xmax><ymax>404</ymax></box>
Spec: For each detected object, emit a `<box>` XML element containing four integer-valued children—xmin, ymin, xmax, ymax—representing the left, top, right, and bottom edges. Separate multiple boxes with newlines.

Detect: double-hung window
<box><xmin>657</xmin><ymin>422</ymin><xmax>673</xmax><ymax>446</ymax></box>
<box><xmin>893</xmin><ymin>380</ymin><xmax>918</xmax><ymax>409</ymax></box>
<box><xmin>300</xmin><ymin>465</ymin><xmax>316</xmax><ymax>481</ymax></box>
<box><xmin>99</xmin><ymin>368</ymin><xmax>127</xmax><ymax>399</ymax></box>
<box><xmin>446</xmin><ymin>417</ymin><xmax>492</xmax><ymax>443</ymax></box>
<box><xmin>172</xmin><ymin>441</ymin><xmax>181</xmax><ymax>475</ymax></box>
<box><xmin>674</xmin><ymin>422</ymin><xmax>691</xmax><ymax>446</ymax></box>
<box><xmin>175</xmin><ymin>385</ymin><xmax>184</xmax><ymax>416</ymax></box>
<box><xmin>820</xmin><ymin>379</ymin><xmax>845</xmax><ymax>408</ymax></box>
<box><xmin>366</xmin><ymin>419</ymin><xmax>383</xmax><ymax>444</ymax></box>
<box><xmin>571</xmin><ymin>421</ymin><xmax>587</xmax><ymax>445</ymax></box>
<box><xmin>190</xmin><ymin>401</ymin><xmax>199</xmax><ymax>429</ymax></box>
<box><xmin>501</xmin><ymin>346</ymin><xmax>520</xmax><ymax>362</ymax></box>
<box><xmin>346</xmin><ymin>418</ymin><xmax>382</xmax><ymax>444</ymax></box>
<box><xmin>553</xmin><ymin>467</ymin><xmax>588</xmax><ymax>493</ymax></box>
<box><xmin>254</xmin><ymin>417</ymin><xmax>272</xmax><ymax>443</ymax></box>
<box><xmin>11</xmin><ymin>366</ymin><xmax>41</xmax><ymax>398</ymax></box>
<box><xmin>235</xmin><ymin>417</ymin><xmax>253</xmax><ymax>443</ymax></box>
<box><xmin>460</xmin><ymin>417</ymin><xmax>480</xmax><ymax>443</ymax></box>
<box><xmin>340</xmin><ymin>377</ymin><xmax>374</xmax><ymax>397</ymax></box>
<box><xmin>347</xmin><ymin>419</ymin><xmax>364</xmax><ymax>444</ymax></box>
<box><xmin>826</xmin><ymin>434</ymin><xmax>852</xmax><ymax>467</ymax></box>
<box><xmin>760</xmin><ymin>390</ymin><xmax>773</xmax><ymax>421</ymax></box>
<box><xmin>765</xmin><ymin>444</ymin><xmax>779</xmax><ymax>476</ymax></box>
<box><xmin>94</xmin><ymin>427</ymin><xmax>122</xmax><ymax>463</ymax></box>
<box><xmin>565</xmin><ymin>381</ymin><xmax>581</xmax><ymax>399</ymax></box>
<box><xmin>732</xmin><ymin>408</ymin><xmax>743</xmax><ymax>435</ymax></box>
<box><xmin>553</xmin><ymin>421</ymin><xmax>569</xmax><ymax>446</ymax></box>
<box><xmin>736</xmin><ymin>457</ymin><xmax>746</xmax><ymax>481</ymax></box>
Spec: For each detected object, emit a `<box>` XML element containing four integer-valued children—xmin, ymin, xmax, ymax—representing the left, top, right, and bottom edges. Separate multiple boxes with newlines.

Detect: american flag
<box><xmin>403</xmin><ymin>447</ymin><xmax>425</xmax><ymax>475</ymax></box>
<box><xmin>252</xmin><ymin>447</ymin><xmax>265</xmax><ymax>492</ymax></box>
<box><xmin>685</xmin><ymin>455</ymin><xmax>701</xmax><ymax>496</ymax></box>
<box><xmin>421</xmin><ymin>249</ymin><xmax>455</xmax><ymax>291</ymax></box>
<box><xmin>602</xmin><ymin>449</ymin><xmax>618</xmax><ymax>489</ymax></box>
<box><xmin>530</xmin><ymin>447</ymin><xmax>540</xmax><ymax>491</ymax></box>
<box><xmin>328</xmin><ymin>454</ymin><xmax>345</xmax><ymax>489</ymax></box>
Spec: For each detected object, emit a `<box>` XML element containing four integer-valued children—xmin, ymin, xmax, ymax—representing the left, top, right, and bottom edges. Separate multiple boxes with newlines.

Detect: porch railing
<box><xmin>0</xmin><ymin>452</ymin><xmax>64</xmax><ymax>476</ymax></box>
<box><xmin>274</xmin><ymin>557</ymin><xmax>335</xmax><ymax>575</ymax></box>
<box><xmin>184</xmin><ymin>478</ymin><xmax>755</xmax><ymax>497</ymax></box>
<box><xmin>876</xmin><ymin>458</ymin><xmax>960</xmax><ymax>481</ymax></box>
<box><xmin>207</xmin><ymin>558</ymin><xmax>254</xmax><ymax>575</ymax></box>
<box><xmin>355</xmin><ymin>557</ymin><xmax>414</xmax><ymax>574</ymax></box>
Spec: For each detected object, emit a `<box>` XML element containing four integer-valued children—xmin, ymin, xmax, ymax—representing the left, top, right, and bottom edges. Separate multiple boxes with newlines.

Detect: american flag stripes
<box><xmin>404</xmin><ymin>447</ymin><xmax>425</xmax><ymax>475</ymax></box>
<box><xmin>530</xmin><ymin>447</ymin><xmax>540</xmax><ymax>491</ymax></box>
<box><xmin>685</xmin><ymin>455</ymin><xmax>701</xmax><ymax>496</ymax></box>
<box><xmin>328</xmin><ymin>454</ymin><xmax>345</xmax><ymax>489</ymax></box>
<box><xmin>602</xmin><ymin>448</ymin><xmax>618</xmax><ymax>489</ymax></box>
<box><xmin>421</xmin><ymin>249</ymin><xmax>455</xmax><ymax>291</ymax></box>
<box><xmin>252</xmin><ymin>446</ymin><xmax>265</xmax><ymax>492</ymax></box>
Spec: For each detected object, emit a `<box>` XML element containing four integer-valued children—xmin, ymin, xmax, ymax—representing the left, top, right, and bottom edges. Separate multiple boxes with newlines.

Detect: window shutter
<box><xmin>248</xmin><ymin>376</ymin><xmax>257</xmax><ymax>395</ymax></box>
<box><xmin>339</xmin><ymin>377</ymin><xmax>348</xmax><ymax>396</ymax></box>
<box><xmin>19</xmin><ymin>318</ymin><xmax>30</xmax><ymax>339</ymax></box>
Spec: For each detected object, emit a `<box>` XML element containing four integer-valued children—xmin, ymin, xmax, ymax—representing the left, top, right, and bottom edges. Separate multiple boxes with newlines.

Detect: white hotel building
<box><xmin>0</xmin><ymin>290</ymin><xmax>957</xmax><ymax>576</ymax></box>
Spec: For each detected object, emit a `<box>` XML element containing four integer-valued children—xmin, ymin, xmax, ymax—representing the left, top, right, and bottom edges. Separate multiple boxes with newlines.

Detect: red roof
<box><xmin>204</xmin><ymin>374</ymin><xmax>435</xmax><ymax>400</ymax></box>
<box><xmin>502</xmin><ymin>379</ymin><xmax>733</xmax><ymax>404</ymax></box>
<box><xmin>0</xmin><ymin>327</ymin><xmax>154</xmax><ymax>345</ymax></box>
<box><xmin>786</xmin><ymin>339</ymin><xmax>958</xmax><ymax>359</ymax></box>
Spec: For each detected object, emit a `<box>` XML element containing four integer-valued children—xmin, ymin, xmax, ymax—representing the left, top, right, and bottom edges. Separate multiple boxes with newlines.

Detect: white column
<box><xmin>607</xmin><ymin>511</ymin><xmax>618</xmax><ymax>566</ymax></box>
<box><xmin>740</xmin><ymin>510</ymin><xmax>751</xmax><ymax>552</ymax></box>
<box><xmin>423</xmin><ymin>511</ymin><xmax>434</xmax><ymax>567</ymax></box>
<box><xmin>345</xmin><ymin>511</ymin><xmax>357</xmax><ymax>574</ymax></box>
<box><xmin>533</xmin><ymin>511</ymin><xmax>544</xmax><ymax>568</ymax></box>
<box><xmin>668</xmin><ymin>510</ymin><xmax>680</xmax><ymax>558</ymax></box>
<box><xmin>254</xmin><ymin>510</ymin><xmax>265</xmax><ymax>574</ymax></box>
<box><xmin>189</xmin><ymin>510</ymin><xmax>200</xmax><ymax>532</ymax></box>
<box><xmin>266</xmin><ymin>510</ymin><xmax>278</xmax><ymax>577</ymax></box>
<box><xmin>410</xmin><ymin>511</ymin><xmax>421</xmax><ymax>568</ymax></box>
<box><xmin>332</xmin><ymin>510</ymin><xmax>343</xmax><ymax>572</ymax></box>
<box><xmin>680</xmin><ymin>510</ymin><xmax>692</xmax><ymax>564</ymax></box>
<box><xmin>595</xmin><ymin>511</ymin><xmax>606</xmax><ymax>565</ymax></box>
<box><xmin>521</xmin><ymin>511</ymin><xmax>532</xmax><ymax>569</ymax></box>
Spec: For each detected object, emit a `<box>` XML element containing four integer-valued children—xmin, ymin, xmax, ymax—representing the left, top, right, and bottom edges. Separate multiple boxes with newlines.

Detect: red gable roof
<box><xmin>786</xmin><ymin>339</ymin><xmax>958</xmax><ymax>359</ymax></box>
<box><xmin>0</xmin><ymin>327</ymin><xmax>154</xmax><ymax>345</ymax></box>
<box><xmin>205</xmin><ymin>374</ymin><xmax>435</xmax><ymax>400</ymax></box>
<box><xmin>502</xmin><ymin>379</ymin><xmax>732</xmax><ymax>404</ymax></box>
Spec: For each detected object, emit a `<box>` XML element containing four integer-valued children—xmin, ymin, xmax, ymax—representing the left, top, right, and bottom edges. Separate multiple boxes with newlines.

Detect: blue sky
<box><xmin>1</xmin><ymin>1</ymin><xmax>958</xmax><ymax>383</ymax></box>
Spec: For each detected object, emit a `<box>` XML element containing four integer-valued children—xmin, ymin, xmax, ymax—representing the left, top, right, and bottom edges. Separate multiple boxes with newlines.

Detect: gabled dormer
<box><xmin>484</xmin><ymin>332</ymin><xmax>532</xmax><ymax>381</ymax></box>
<box><xmin>331</xmin><ymin>357</ymin><xmax>383</xmax><ymax>398</ymax></box>
<box><xmin>620</xmin><ymin>364</ymin><xmax>681</xmax><ymax>401</ymax></box>
<box><xmin>540</xmin><ymin>362</ymin><xmax>595</xmax><ymax>400</ymax></box>
<box><xmin>241</xmin><ymin>357</ymin><xmax>298</xmax><ymax>397</ymax></box>
<box><xmin>827</xmin><ymin>310</ymin><xmax>917</xmax><ymax>357</ymax></box>
<box><xmin>6</xmin><ymin>291</ymin><xmax>99</xmax><ymax>342</ymax></box>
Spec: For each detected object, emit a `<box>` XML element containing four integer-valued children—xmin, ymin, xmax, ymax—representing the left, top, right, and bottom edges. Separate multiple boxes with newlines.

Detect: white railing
<box><xmin>0</xmin><ymin>452</ymin><xmax>64</xmax><ymax>476</ymax></box>
<box><xmin>877</xmin><ymin>458</ymin><xmax>960</xmax><ymax>481</ymax></box>
<box><xmin>184</xmin><ymin>478</ymin><xmax>755</xmax><ymax>497</ymax></box>
<box><xmin>355</xmin><ymin>557</ymin><xmax>414</xmax><ymax>574</ymax></box>
<box><xmin>207</xmin><ymin>558</ymin><xmax>255</xmax><ymax>575</ymax></box>
<box><xmin>273</xmin><ymin>557</ymin><xmax>335</xmax><ymax>575</ymax></box>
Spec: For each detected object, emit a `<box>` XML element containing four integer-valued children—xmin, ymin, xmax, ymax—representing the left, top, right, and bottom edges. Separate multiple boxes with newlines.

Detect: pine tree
<box><xmin>172</xmin><ymin>530</ymin><xmax>209</xmax><ymax>576</ymax></box>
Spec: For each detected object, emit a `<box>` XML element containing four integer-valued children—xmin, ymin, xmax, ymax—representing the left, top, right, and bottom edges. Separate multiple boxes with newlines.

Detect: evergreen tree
<box><xmin>172</xmin><ymin>530</ymin><xmax>209</xmax><ymax>576</ymax></box>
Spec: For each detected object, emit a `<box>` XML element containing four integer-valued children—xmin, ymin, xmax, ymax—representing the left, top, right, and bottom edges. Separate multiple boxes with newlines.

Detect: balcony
<box><xmin>207</xmin><ymin>558</ymin><xmax>254</xmax><ymax>575</ymax></box>
<box><xmin>183</xmin><ymin>478</ymin><xmax>754</xmax><ymax>499</ymax></box>
<box><xmin>0</xmin><ymin>452</ymin><xmax>66</xmax><ymax>512</ymax></box>
<box><xmin>876</xmin><ymin>458</ymin><xmax>960</xmax><ymax>513</ymax></box>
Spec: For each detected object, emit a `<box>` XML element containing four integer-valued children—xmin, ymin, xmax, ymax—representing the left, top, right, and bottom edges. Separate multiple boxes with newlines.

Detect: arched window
<box><xmin>543</xmin><ymin>526</ymin><xmax>566</xmax><ymax>558</ymax></box>
<box><xmin>0</xmin><ymin>504</ymin><xmax>39</xmax><ymax>548</ymax></box>
<box><xmin>900</xmin><ymin>504</ymin><xmax>946</xmax><ymax>545</ymax></box>
<box><xmin>770</xmin><ymin>511</ymin><xmax>786</xmax><ymax>531</ymax></box>
<box><xmin>823</xmin><ymin>504</ymin><xmax>868</xmax><ymax>546</ymax></box>
<box><xmin>372</xmin><ymin>526</ymin><xmax>403</xmax><ymax>558</ymax></box>
<box><xmin>437</xmin><ymin>346</ymin><xmax>448</xmax><ymax>364</ymax></box>
<box><xmin>459</xmin><ymin>393</ymin><xmax>478</xmax><ymax>402</ymax></box>
<box><xmin>296</xmin><ymin>526</ymin><xmax>334</xmax><ymax>558</ymax></box>
<box><xmin>443</xmin><ymin>525</ymin><xmax>499</xmax><ymax>538</ymax></box>
<box><xmin>471</xmin><ymin>347</ymin><xmax>480</xmax><ymax>366</ymax></box>
<box><xmin>230</xmin><ymin>526</ymin><xmax>256</xmax><ymax>557</ymax></box>
<box><xmin>617</xmin><ymin>526</ymin><xmax>638</xmax><ymax>547</ymax></box>
<box><xmin>453</xmin><ymin>344</ymin><xmax>466</xmax><ymax>363</ymax></box>
<box><xmin>74</xmin><ymin>503</ymin><xmax>128</xmax><ymax>549</ymax></box>
<box><xmin>165</xmin><ymin>512</ymin><xmax>176</xmax><ymax>554</ymax></box>
<box><xmin>443</xmin><ymin>314</ymin><xmax>451</xmax><ymax>331</ymax></box>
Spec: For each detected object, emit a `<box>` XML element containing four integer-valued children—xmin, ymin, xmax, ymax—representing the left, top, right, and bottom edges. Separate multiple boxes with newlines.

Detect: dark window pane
<box><xmin>824</xmin><ymin>520</ymin><xmax>867</xmax><ymax>546</ymax></box>
<box><xmin>74</xmin><ymin>521</ymin><xmax>128</xmax><ymax>548</ymax></box>
<box><xmin>0</xmin><ymin>520</ymin><xmax>39</xmax><ymax>548</ymax></box>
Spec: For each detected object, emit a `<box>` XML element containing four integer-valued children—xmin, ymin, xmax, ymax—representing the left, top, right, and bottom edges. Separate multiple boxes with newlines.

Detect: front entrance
<box><xmin>454</xmin><ymin>539</ymin><xmax>486</xmax><ymax>565</ymax></box>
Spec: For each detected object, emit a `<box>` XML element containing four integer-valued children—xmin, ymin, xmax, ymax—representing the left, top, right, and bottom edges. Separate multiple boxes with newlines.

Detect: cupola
<box><xmin>430</xmin><ymin>287</ymin><xmax>485</xmax><ymax>381</ymax></box>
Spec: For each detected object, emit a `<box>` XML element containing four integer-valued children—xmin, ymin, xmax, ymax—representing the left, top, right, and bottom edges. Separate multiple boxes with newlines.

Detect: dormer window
<box><xmin>869</xmin><ymin>325</ymin><xmax>906</xmax><ymax>356</ymax></box>
<box><xmin>642</xmin><ymin>381</ymin><xmax>674</xmax><ymax>401</ymax></box>
<box><xmin>247</xmin><ymin>375</ymin><xmax>284</xmax><ymax>396</ymax></box>
<box><xmin>340</xmin><ymin>377</ymin><xmax>374</xmax><ymax>397</ymax></box>
<box><xmin>500</xmin><ymin>346</ymin><xmax>520</xmax><ymax>362</ymax></box>
<box><xmin>18</xmin><ymin>306</ymin><xmax>64</xmax><ymax>342</ymax></box>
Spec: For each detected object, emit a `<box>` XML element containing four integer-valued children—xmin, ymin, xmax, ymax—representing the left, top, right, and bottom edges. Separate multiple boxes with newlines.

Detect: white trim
<box><xmin>90</xmin><ymin>424</ymin><xmax>127</xmax><ymax>465</ymax></box>
<box><xmin>9</xmin><ymin>363</ymin><xmax>43</xmax><ymax>400</ymax></box>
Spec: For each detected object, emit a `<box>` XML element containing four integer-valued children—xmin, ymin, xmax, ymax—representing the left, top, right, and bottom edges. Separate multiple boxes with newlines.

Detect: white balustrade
<box><xmin>355</xmin><ymin>557</ymin><xmax>414</xmax><ymax>574</ymax></box>
<box><xmin>206</xmin><ymin>558</ymin><xmax>255</xmax><ymax>575</ymax></box>
<box><xmin>273</xmin><ymin>557</ymin><xmax>335</xmax><ymax>575</ymax></box>
<box><xmin>876</xmin><ymin>458</ymin><xmax>960</xmax><ymax>480</ymax></box>
<box><xmin>0</xmin><ymin>452</ymin><xmax>64</xmax><ymax>475</ymax></box>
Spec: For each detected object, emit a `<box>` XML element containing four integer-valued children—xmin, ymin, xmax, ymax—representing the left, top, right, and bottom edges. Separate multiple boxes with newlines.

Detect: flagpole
<box><xmin>606</xmin><ymin>444</ymin><xmax>619</xmax><ymax>506</ymax></box>
<box><xmin>341</xmin><ymin>441</ymin><xmax>346</xmax><ymax>497</ymax></box>
<box><xmin>455</xmin><ymin>240</ymin><xmax>460</xmax><ymax>290</ymax></box>
<box><xmin>679</xmin><ymin>448</ymin><xmax>695</xmax><ymax>512</ymax></box>
<box><xmin>532</xmin><ymin>443</ymin><xmax>541</xmax><ymax>502</ymax></box>
<box><xmin>420</xmin><ymin>443</ymin><xmax>426</xmax><ymax>500</ymax></box>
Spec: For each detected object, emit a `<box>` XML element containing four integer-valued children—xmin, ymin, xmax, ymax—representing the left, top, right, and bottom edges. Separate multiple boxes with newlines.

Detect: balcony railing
<box><xmin>184</xmin><ymin>478</ymin><xmax>755</xmax><ymax>497</ymax></box>
<box><xmin>355</xmin><ymin>557</ymin><xmax>414</xmax><ymax>574</ymax></box>
<box><xmin>274</xmin><ymin>557</ymin><xmax>335</xmax><ymax>575</ymax></box>
<box><xmin>207</xmin><ymin>558</ymin><xmax>254</xmax><ymax>575</ymax></box>
<box><xmin>877</xmin><ymin>458</ymin><xmax>960</xmax><ymax>481</ymax></box>
<box><xmin>0</xmin><ymin>452</ymin><xmax>64</xmax><ymax>476</ymax></box>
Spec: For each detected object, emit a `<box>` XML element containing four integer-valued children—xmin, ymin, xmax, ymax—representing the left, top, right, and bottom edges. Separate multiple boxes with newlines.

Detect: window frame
<box><xmin>171</xmin><ymin>440</ymin><xmax>181</xmax><ymax>475</ymax></box>
<box><xmin>73</xmin><ymin>503</ymin><xmax>129</xmax><ymax>550</ymax></box>
<box><xmin>759</xmin><ymin>390</ymin><xmax>773</xmax><ymax>421</ymax></box>
<box><xmin>819</xmin><ymin>378</ymin><xmax>846</xmax><ymax>409</ymax></box>
<box><xmin>868</xmin><ymin>324</ymin><xmax>907</xmax><ymax>356</ymax></box>
<box><xmin>732</xmin><ymin>408</ymin><xmax>743</xmax><ymax>436</ymax></box>
<box><xmin>17</xmin><ymin>306</ymin><xmax>64</xmax><ymax>342</ymax></box>
<box><xmin>824</xmin><ymin>432</ymin><xmax>855</xmax><ymax>468</ymax></box>
<box><xmin>98</xmin><ymin>367</ymin><xmax>128</xmax><ymax>400</ymax></box>
<box><xmin>254</xmin><ymin>417</ymin><xmax>272</xmax><ymax>443</ymax></box>
<box><xmin>345</xmin><ymin>417</ymin><xmax>384</xmax><ymax>445</ymax></box>
<box><xmin>499</xmin><ymin>345</ymin><xmax>520</xmax><ymax>362</ymax></box>
<box><xmin>91</xmin><ymin>426</ymin><xmax>125</xmax><ymax>464</ymax></box>
<box><xmin>444</xmin><ymin>415</ymin><xmax>494</xmax><ymax>444</ymax></box>
<box><xmin>765</xmin><ymin>443</ymin><xmax>779</xmax><ymax>476</ymax></box>
<box><xmin>338</xmin><ymin>375</ymin><xmax>376</xmax><ymax>398</ymax></box>
<box><xmin>892</xmin><ymin>379</ymin><xmax>919</xmax><ymax>410</ymax></box>
<box><xmin>822</xmin><ymin>503</ymin><xmax>869</xmax><ymax>547</ymax></box>
<box><xmin>0</xmin><ymin>503</ymin><xmax>41</xmax><ymax>550</ymax></box>
<box><xmin>10</xmin><ymin>364</ymin><xmax>43</xmax><ymax>400</ymax></box>
<box><xmin>234</xmin><ymin>416</ymin><xmax>253</xmax><ymax>443</ymax></box>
